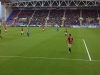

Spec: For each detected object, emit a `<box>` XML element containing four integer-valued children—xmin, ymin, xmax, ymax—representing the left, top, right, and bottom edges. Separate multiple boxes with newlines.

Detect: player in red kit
<box><xmin>65</xmin><ymin>28</ymin><xmax>68</xmax><ymax>36</ymax></box>
<box><xmin>4</xmin><ymin>25</ymin><xmax>7</xmax><ymax>33</ymax></box>
<box><xmin>21</xmin><ymin>27</ymin><xmax>24</xmax><ymax>35</ymax></box>
<box><xmin>67</xmin><ymin>34</ymin><xmax>73</xmax><ymax>53</ymax></box>
<box><xmin>42</xmin><ymin>25</ymin><xmax>45</xmax><ymax>31</ymax></box>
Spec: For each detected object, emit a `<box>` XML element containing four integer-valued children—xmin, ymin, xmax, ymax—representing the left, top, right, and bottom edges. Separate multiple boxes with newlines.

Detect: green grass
<box><xmin>0</xmin><ymin>27</ymin><xmax>100</xmax><ymax>75</ymax></box>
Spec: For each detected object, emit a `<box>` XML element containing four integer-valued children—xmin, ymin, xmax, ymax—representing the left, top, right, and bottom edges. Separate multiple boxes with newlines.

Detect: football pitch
<box><xmin>0</xmin><ymin>27</ymin><xmax>100</xmax><ymax>75</ymax></box>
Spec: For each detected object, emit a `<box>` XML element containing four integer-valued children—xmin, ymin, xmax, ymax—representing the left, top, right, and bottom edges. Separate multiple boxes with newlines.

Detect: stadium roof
<box><xmin>1</xmin><ymin>0</ymin><xmax>100</xmax><ymax>4</ymax></box>
<box><xmin>1</xmin><ymin>0</ymin><xmax>100</xmax><ymax>8</ymax></box>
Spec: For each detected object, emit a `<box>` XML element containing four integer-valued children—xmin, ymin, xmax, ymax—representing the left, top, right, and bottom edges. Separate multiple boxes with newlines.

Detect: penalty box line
<box><xmin>83</xmin><ymin>39</ymin><xmax>92</xmax><ymax>61</ymax></box>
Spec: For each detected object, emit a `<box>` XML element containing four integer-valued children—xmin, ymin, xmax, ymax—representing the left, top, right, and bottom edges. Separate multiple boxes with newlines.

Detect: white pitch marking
<box><xmin>83</xmin><ymin>39</ymin><xmax>92</xmax><ymax>61</ymax></box>
<box><xmin>0</xmin><ymin>55</ymin><xmax>99</xmax><ymax>62</ymax></box>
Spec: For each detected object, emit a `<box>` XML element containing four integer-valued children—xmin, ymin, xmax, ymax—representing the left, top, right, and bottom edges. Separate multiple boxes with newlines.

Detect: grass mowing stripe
<box><xmin>83</xmin><ymin>39</ymin><xmax>92</xmax><ymax>61</ymax></box>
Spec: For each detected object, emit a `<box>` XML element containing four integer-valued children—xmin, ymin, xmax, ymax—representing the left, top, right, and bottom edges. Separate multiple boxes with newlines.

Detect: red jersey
<box><xmin>67</xmin><ymin>36</ymin><xmax>73</xmax><ymax>44</ymax></box>
<box><xmin>42</xmin><ymin>25</ymin><xmax>44</xmax><ymax>29</ymax></box>
<box><xmin>21</xmin><ymin>28</ymin><xmax>24</xmax><ymax>31</ymax></box>
<box><xmin>65</xmin><ymin>30</ymin><xmax>68</xmax><ymax>33</ymax></box>
<box><xmin>4</xmin><ymin>26</ymin><xmax>7</xmax><ymax>30</ymax></box>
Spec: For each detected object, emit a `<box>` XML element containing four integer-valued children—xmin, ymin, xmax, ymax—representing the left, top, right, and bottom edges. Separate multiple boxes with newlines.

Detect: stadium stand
<box><xmin>64</xmin><ymin>10</ymin><xmax>80</xmax><ymax>26</ymax></box>
<box><xmin>82</xmin><ymin>10</ymin><xmax>99</xmax><ymax>26</ymax></box>
<box><xmin>6</xmin><ymin>9</ymin><xmax>100</xmax><ymax>26</ymax></box>
<box><xmin>1</xmin><ymin>0</ymin><xmax>100</xmax><ymax>27</ymax></box>
<box><xmin>30</xmin><ymin>10</ymin><xmax>48</xmax><ymax>26</ymax></box>
<box><xmin>47</xmin><ymin>10</ymin><xmax>64</xmax><ymax>26</ymax></box>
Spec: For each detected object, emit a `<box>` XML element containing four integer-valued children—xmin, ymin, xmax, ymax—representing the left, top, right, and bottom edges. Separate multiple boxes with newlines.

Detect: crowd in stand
<box><xmin>47</xmin><ymin>10</ymin><xmax>64</xmax><ymax>26</ymax></box>
<box><xmin>14</xmin><ymin>11</ymin><xmax>33</xmax><ymax>25</ymax></box>
<box><xmin>30</xmin><ymin>10</ymin><xmax>48</xmax><ymax>25</ymax></box>
<box><xmin>7</xmin><ymin>10</ymin><xmax>100</xmax><ymax>26</ymax></box>
<box><xmin>8</xmin><ymin>11</ymin><xmax>19</xmax><ymax>25</ymax></box>
<box><xmin>82</xmin><ymin>10</ymin><xmax>99</xmax><ymax>26</ymax></box>
<box><xmin>64</xmin><ymin>10</ymin><xmax>80</xmax><ymax>26</ymax></box>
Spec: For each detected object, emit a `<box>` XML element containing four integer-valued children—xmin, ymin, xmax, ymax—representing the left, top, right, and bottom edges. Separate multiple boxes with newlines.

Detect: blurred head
<box><xmin>69</xmin><ymin>34</ymin><xmax>71</xmax><ymax>36</ymax></box>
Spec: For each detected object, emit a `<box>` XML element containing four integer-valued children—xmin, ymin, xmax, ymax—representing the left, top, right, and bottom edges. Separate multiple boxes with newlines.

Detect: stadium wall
<box><xmin>2</xmin><ymin>5</ymin><xmax>12</xmax><ymax>23</ymax></box>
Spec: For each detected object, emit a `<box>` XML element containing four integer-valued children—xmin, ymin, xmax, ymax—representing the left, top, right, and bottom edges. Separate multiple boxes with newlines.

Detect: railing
<box><xmin>11</xmin><ymin>10</ymin><xmax>21</xmax><ymax>26</ymax></box>
<box><xmin>28</xmin><ymin>11</ymin><xmax>36</xmax><ymax>26</ymax></box>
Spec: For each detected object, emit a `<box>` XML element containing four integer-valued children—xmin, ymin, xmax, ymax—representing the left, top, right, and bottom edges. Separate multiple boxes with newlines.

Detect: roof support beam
<box><xmin>3</xmin><ymin>0</ymin><xmax>100</xmax><ymax>8</ymax></box>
